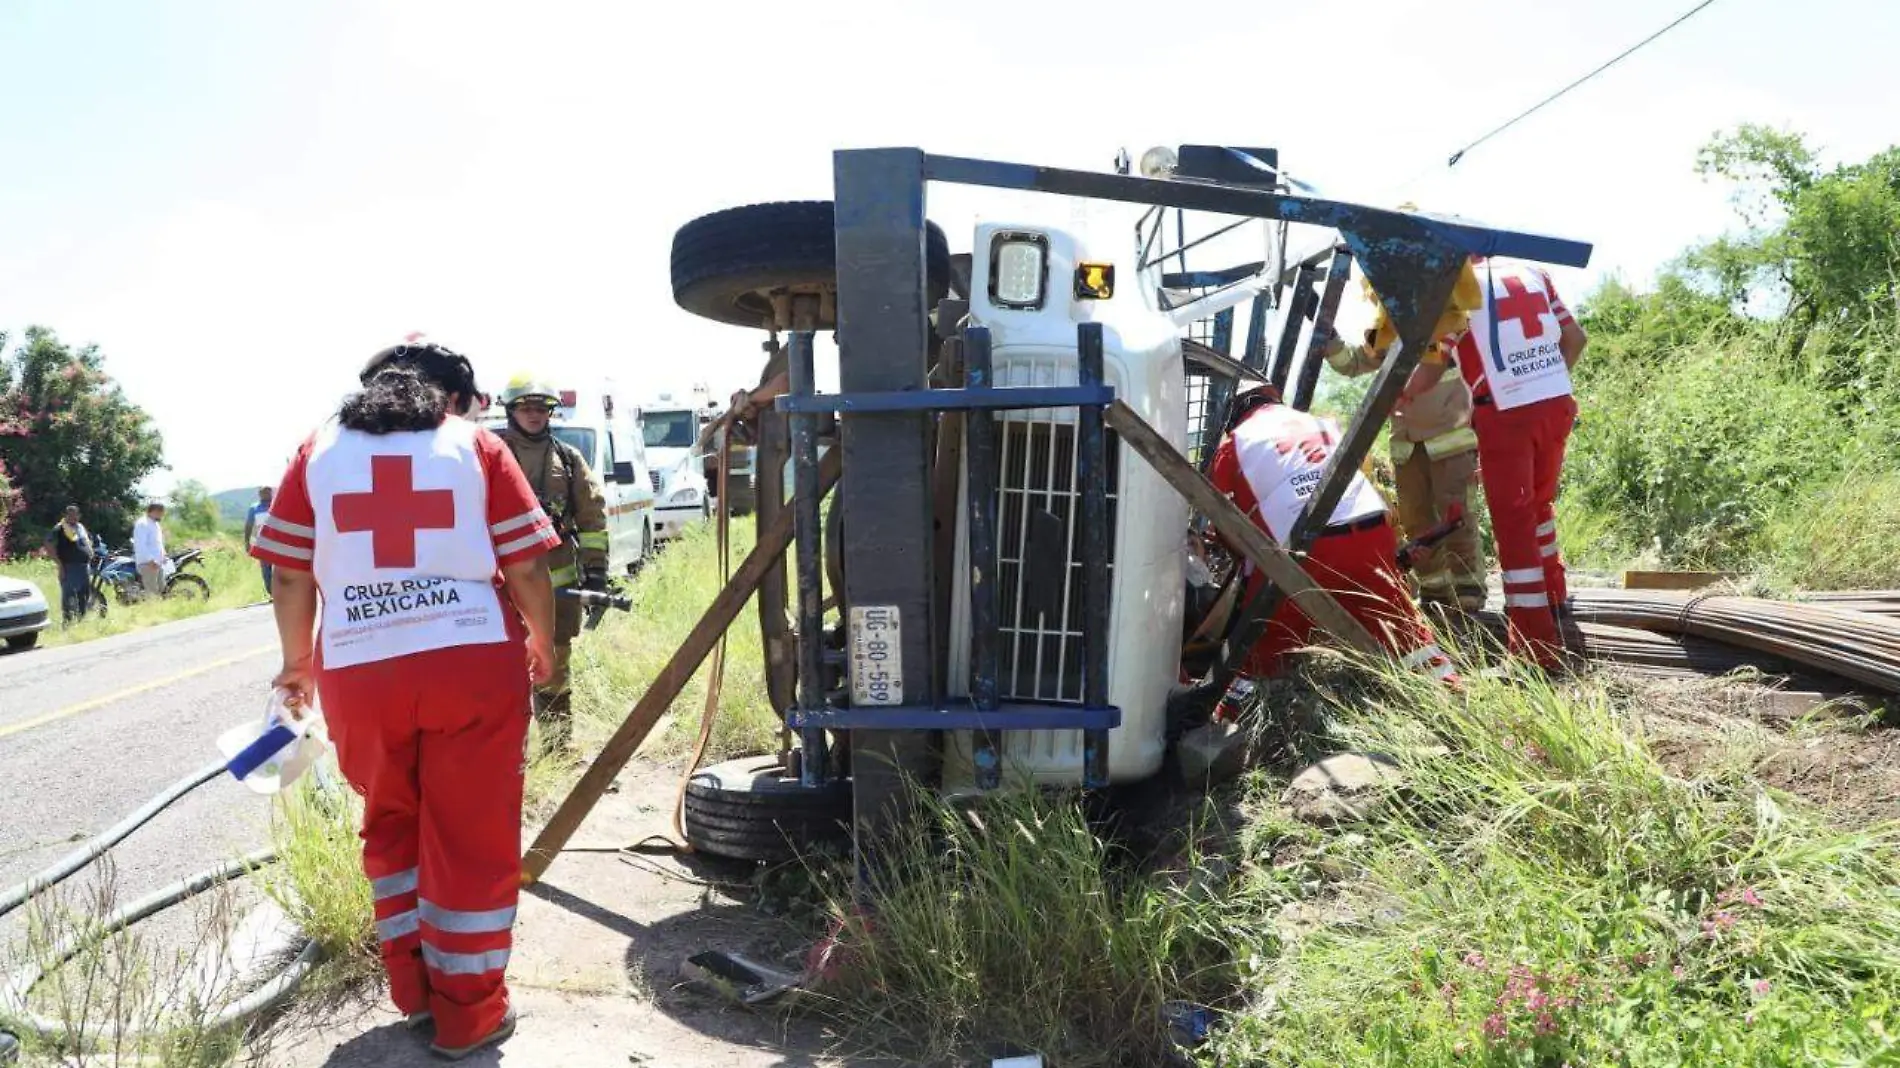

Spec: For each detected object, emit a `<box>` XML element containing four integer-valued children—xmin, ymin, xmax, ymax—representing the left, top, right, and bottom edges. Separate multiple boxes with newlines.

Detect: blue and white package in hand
<box><xmin>217</xmin><ymin>687</ymin><xmax>330</xmax><ymax>794</ymax></box>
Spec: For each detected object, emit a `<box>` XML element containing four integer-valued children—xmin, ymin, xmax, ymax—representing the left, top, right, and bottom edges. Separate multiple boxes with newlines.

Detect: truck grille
<box><xmin>4</xmin><ymin>609</ymin><xmax>47</xmax><ymax>629</ymax></box>
<box><xmin>649</xmin><ymin>470</ymin><xmax>663</xmax><ymax>494</ymax></box>
<box><xmin>988</xmin><ymin>362</ymin><xmax>1121</xmax><ymax>705</ymax></box>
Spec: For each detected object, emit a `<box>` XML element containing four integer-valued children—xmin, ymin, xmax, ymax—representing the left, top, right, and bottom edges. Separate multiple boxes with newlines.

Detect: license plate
<box><xmin>848</xmin><ymin>605</ymin><xmax>903</xmax><ymax>707</ymax></box>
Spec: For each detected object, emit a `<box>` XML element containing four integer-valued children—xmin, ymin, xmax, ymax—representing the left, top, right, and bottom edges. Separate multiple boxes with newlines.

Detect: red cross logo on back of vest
<box><xmin>1494</xmin><ymin>275</ymin><xmax>1551</xmax><ymax>340</ymax></box>
<box><xmin>332</xmin><ymin>455</ymin><xmax>455</xmax><ymax>569</ymax></box>
<box><xmin>1273</xmin><ymin>423</ymin><xmax>1335</xmax><ymax>465</ymax></box>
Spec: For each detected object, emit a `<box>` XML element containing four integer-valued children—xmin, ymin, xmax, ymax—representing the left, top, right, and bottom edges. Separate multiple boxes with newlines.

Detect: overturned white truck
<box><xmin>655</xmin><ymin>147</ymin><xmax>1590</xmax><ymax>865</ymax></box>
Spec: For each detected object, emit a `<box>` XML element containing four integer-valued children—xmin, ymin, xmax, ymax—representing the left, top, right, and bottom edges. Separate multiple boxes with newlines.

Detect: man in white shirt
<box><xmin>132</xmin><ymin>501</ymin><xmax>168</xmax><ymax>597</ymax></box>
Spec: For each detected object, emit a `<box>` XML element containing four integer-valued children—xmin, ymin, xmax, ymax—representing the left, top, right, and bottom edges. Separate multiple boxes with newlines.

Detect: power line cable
<box><xmin>1445</xmin><ymin>0</ymin><xmax>1721</xmax><ymax>167</ymax></box>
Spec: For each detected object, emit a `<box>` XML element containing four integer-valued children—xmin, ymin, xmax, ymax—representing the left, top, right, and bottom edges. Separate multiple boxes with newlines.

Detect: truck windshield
<box><xmin>552</xmin><ymin>427</ymin><xmax>596</xmax><ymax>461</ymax></box>
<box><xmin>644</xmin><ymin>411</ymin><xmax>697</xmax><ymax>448</ymax></box>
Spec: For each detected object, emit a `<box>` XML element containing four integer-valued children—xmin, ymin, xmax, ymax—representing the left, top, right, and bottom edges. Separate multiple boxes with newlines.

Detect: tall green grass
<box><xmin>823</xmin><ymin>654</ymin><xmax>1900</xmax><ymax>1067</ymax></box>
<box><xmin>567</xmin><ymin>518</ymin><xmax>781</xmax><ymax>762</ymax></box>
<box><xmin>0</xmin><ymin>536</ymin><xmax>269</xmax><ymax>648</ymax></box>
<box><xmin>261</xmin><ymin>775</ymin><xmax>374</xmax><ymax>976</ymax></box>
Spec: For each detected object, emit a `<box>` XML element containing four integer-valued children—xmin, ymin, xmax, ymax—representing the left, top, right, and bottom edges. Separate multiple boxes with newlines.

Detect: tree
<box><xmin>0</xmin><ymin>327</ymin><xmax>165</xmax><ymax>551</ymax></box>
<box><xmin>1685</xmin><ymin>126</ymin><xmax>1900</xmax><ymax>359</ymax></box>
<box><xmin>166</xmin><ymin>479</ymin><xmax>226</xmax><ymax>540</ymax></box>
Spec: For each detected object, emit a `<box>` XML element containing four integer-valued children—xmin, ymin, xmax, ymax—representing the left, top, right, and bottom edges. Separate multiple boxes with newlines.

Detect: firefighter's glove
<box><xmin>583</xmin><ymin>567</ymin><xmax>609</xmax><ymax>593</ymax></box>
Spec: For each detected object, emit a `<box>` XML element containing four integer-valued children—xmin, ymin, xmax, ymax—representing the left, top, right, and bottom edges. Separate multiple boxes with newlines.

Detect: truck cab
<box><xmin>483</xmin><ymin>388</ymin><xmax>659</xmax><ymax>574</ymax></box>
<box><xmin>640</xmin><ymin>391</ymin><xmax>717</xmax><ymax>541</ymax></box>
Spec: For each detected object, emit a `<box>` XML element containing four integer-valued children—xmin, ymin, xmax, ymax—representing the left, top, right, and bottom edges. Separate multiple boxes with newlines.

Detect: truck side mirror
<box><xmin>611</xmin><ymin>460</ymin><xmax>637</xmax><ymax>485</ymax></box>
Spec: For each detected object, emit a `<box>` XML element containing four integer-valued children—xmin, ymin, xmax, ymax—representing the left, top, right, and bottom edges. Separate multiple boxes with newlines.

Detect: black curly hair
<box><xmin>338</xmin><ymin>343</ymin><xmax>482</xmax><ymax>434</ymax></box>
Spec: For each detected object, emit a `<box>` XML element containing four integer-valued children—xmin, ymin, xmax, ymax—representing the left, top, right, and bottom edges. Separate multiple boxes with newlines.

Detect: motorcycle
<box><xmin>90</xmin><ymin>542</ymin><xmax>212</xmax><ymax>607</ymax></box>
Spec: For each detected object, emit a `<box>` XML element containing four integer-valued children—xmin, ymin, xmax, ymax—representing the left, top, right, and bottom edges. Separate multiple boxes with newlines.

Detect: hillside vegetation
<box><xmin>1556</xmin><ymin>127</ymin><xmax>1900</xmax><ymax>589</ymax></box>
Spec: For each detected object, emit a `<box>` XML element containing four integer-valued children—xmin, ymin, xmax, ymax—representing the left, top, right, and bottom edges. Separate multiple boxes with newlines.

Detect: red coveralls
<box><xmin>1209</xmin><ymin>400</ymin><xmax>1455</xmax><ymax>683</ymax></box>
<box><xmin>251</xmin><ymin>420</ymin><xmax>559</xmax><ymax>1049</ymax></box>
<box><xmin>1432</xmin><ymin>258</ymin><xmax>1579</xmax><ymax>666</ymax></box>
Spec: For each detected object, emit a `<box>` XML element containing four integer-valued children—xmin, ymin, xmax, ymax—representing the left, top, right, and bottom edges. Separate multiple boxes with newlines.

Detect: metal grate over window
<box><xmin>990</xmin><ymin>418</ymin><xmax>1121</xmax><ymax>705</ymax></box>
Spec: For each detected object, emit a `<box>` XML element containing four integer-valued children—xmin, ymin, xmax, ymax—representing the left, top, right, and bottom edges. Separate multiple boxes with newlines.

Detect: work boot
<box><xmin>1454</xmin><ymin>584</ymin><xmax>1489</xmax><ymax>613</ymax></box>
<box><xmin>429</xmin><ymin>1006</ymin><xmax>516</xmax><ymax>1060</ymax></box>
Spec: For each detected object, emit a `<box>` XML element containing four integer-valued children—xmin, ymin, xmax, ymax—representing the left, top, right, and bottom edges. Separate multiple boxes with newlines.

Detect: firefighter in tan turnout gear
<box><xmin>1323</xmin><ymin>259</ymin><xmax>1491</xmax><ymax>611</ymax></box>
<box><xmin>495</xmin><ymin>376</ymin><xmax>609</xmax><ymax>752</ymax></box>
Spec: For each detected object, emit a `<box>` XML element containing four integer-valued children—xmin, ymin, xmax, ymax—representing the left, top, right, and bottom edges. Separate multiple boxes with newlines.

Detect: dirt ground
<box><xmin>252</xmin><ymin>761</ymin><xmax>879</xmax><ymax>1068</ymax></box>
<box><xmin>1623</xmin><ymin>673</ymin><xmax>1900</xmax><ymax>827</ymax></box>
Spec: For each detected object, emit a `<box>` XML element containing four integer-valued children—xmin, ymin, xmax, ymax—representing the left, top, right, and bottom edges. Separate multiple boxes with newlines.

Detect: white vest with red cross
<box><xmin>1230</xmin><ymin>405</ymin><xmax>1388</xmax><ymax>543</ymax></box>
<box><xmin>1462</xmin><ymin>259</ymin><xmax>1573</xmax><ymax>411</ymax></box>
<box><xmin>304</xmin><ymin>420</ymin><xmax>508</xmax><ymax>669</ymax></box>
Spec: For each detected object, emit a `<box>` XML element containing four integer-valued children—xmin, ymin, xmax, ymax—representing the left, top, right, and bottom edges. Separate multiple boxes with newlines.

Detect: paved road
<box><xmin>0</xmin><ymin>606</ymin><xmax>285</xmax><ymax>952</ymax></box>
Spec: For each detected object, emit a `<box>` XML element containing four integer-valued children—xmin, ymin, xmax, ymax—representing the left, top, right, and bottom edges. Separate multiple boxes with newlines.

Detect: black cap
<box><xmin>359</xmin><ymin>342</ymin><xmax>480</xmax><ymax>401</ymax></box>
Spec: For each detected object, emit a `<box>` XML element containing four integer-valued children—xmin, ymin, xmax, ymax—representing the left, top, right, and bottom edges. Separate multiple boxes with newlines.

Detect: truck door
<box><xmin>605</xmin><ymin>420</ymin><xmax>652</xmax><ymax>566</ymax></box>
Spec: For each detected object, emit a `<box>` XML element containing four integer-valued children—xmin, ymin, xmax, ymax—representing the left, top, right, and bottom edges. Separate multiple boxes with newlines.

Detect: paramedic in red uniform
<box><xmin>250</xmin><ymin>341</ymin><xmax>559</xmax><ymax>1059</ymax></box>
<box><xmin>1208</xmin><ymin>385</ymin><xmax>1457</xmax><ymax>684</ymax></box>
<box><xmin>1400</xmin><ymin>255</ymin><xmax>1589</xmax><ymax>668</ymax></box>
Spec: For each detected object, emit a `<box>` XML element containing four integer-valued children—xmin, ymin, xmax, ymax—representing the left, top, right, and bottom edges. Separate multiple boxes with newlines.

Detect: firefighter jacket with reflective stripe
<box><xmin>496</xmin><ymin>427</ymin><xmax>608</xmax><ymax>587</ymax></box>
<box><xmin>1325</xmin><ymin>341</ymin><xmax>1478</xmax><ymax>464</ymax></box>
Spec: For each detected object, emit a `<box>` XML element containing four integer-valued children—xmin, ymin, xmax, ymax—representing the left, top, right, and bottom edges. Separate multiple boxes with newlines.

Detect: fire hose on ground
<box><xmin>0</xmin><ymin>757</ymin><xmax>329</xmax><ymax>1052</ymax></box>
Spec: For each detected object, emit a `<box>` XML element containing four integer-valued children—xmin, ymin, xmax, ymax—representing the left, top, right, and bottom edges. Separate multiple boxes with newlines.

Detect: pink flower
<box><xmin>1534</xmin><ymin>1011</ymin><xmax>1559</xmax><ymax>1037</ymax></box>
<box><xmin>1673</xmin><ymin>965</ymin><xmax>1687</xmax><ymax>980</ymax></box>
<box><xmin>1462</xmin><ymin>951</ymin><xmax>1489</xmax><ymax>971</ymax></box>
<box><xmin>1482</xmin><ymin>1013</ymin><xmax>1509</xmax><ymax>1041</ymax></box>
<box><xmin>1753</xmin><ymin>979</ymin><xmax>1771</xmax><ymax>996</ymax></box>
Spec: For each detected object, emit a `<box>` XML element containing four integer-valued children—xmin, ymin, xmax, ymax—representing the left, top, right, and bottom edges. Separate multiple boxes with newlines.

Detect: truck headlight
<box><xmin>666</xmin><ymin>486</ymin><xmax>701</xmax><ymax>505</ymax></box>
<box><xmin>989</xmin><ymin>231</ymin><xmax>1049</xmax><ymax>310</ymax></box>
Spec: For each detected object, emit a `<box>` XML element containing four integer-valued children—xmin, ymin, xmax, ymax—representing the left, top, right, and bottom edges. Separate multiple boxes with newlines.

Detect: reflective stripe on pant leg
<box><xmin>1475</xmin><ymin>406</ymin><xmax>1562</xmax><ymax>662</ymax></box>
<box><xmin>415</xmin><ymin>639</ymin><xmax>531</xmax><ymax>1050</ymax></box>
<box><xmin>1531</xmin><ymin>397</ymin><xmax>1575</xmax><ymax>614</ymax></box>
<box><xmin>318</xmin><ymin>655</ymin><xmax>430</xmax><ymax>1017</ymax></box>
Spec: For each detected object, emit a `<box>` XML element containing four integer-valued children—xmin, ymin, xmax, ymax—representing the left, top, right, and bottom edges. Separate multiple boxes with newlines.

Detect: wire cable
<box><xmin>1446</xmin><ymin>0</ymin><xmax>1721</xmax><ymax>167</ymax></box>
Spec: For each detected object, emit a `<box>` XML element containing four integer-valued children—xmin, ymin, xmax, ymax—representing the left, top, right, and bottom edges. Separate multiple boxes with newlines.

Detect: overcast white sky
<box><xmin>2</xmin><ymin>0</ymin><xmax>1893</xmax><ymax>495</ymax></box>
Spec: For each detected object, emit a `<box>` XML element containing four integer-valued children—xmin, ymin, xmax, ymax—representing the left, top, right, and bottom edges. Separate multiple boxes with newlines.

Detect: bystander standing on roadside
<box><xmin>243</xmin><ymin>486</ymin><xmax>276</xmax><ymax>600</ymax></box>
<box><xmin>132</xmin><ymin>500</ymin><xmax>168</xmax><ymax>598</ymax></box>
<box><xmin>43</xmin><ymin>504</ymin><xmax>95</xmax><ymax>623</ymax></box>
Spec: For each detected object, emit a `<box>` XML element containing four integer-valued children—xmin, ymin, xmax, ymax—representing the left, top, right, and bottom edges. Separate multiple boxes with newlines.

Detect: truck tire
<box><xmin>671</xmin><ymin>201</ymin><xmax>954</xmax><ymax>330</ymax></box>
<box><xmin>682</xmin><ymin>755</ymin><xmax>850</xmax><ymax>863</ymax></box>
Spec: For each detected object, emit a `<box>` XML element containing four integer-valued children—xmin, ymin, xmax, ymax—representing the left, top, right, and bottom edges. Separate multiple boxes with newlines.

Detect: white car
<box><xmin>0</xmin><ymin>574</ymin><xmax>52</xmax><ymax>651</ymax></box>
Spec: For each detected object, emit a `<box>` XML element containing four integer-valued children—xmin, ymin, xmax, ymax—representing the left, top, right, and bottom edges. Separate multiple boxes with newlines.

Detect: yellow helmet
<box><xmin>501</xmin><ymin>375</ymin><xmax>560</xmax><ymax>409</ymax></box>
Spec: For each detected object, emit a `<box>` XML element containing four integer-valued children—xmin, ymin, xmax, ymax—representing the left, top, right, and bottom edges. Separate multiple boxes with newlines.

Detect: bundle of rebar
<box><xmin>1465</xmin><ymin>612</ymin><xmax>1812</xmax><ymax>682</ymax></box>
<box><xmin>1560</xmin><ymin>590</ymin><xmax>1900</xmax><ymax>694</ymax></box>
<box><xmin>1789</xmin><ymin>590</ymin><xmax>1900</xmax><ymax>618</ymax></box>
